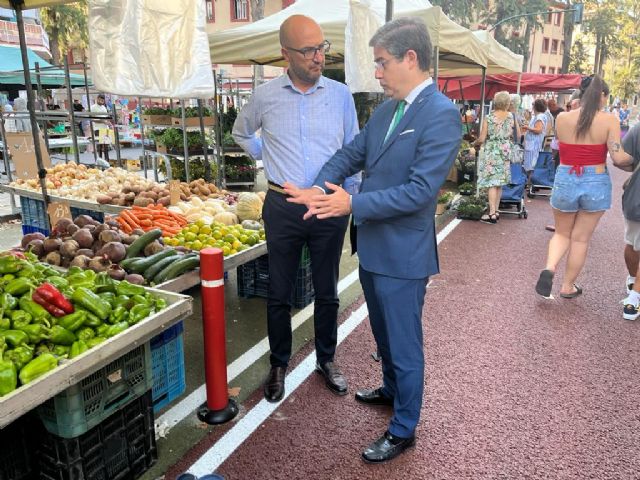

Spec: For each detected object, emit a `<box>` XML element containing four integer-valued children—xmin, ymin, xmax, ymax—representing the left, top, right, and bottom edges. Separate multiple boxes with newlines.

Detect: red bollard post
<box><xmin>197</xmin><ymin>247</ymin><xmax>238</xmax><ymax>424</ymax></box>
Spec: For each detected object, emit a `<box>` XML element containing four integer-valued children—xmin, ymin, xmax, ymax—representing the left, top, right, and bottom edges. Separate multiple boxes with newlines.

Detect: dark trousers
<box><xmin>94</xmin><ymin>130</ymin><xmax>110</xmax><ymax>161</ymax></box>
<box><xmin>359</xmin><ymin>266</ymin><xmax>428</xmax><ymax>438</ymax></box>
<box><xmin>262</xmin><ymin>190</ymin><xmax>349</xmax><ymax>368</ymax></box>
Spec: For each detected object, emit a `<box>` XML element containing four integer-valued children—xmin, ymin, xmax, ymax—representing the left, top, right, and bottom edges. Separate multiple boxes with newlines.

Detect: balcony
<box><xmin>0</xmin><ymin>18</ymin><xmax>50</xmax><ymax>57</ymax></box>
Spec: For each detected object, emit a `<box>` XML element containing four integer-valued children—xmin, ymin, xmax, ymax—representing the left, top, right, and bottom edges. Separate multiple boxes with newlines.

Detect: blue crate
<box><xmin>70</xmin><ymin>207</ymin><xmax>104</xmax><ymax>224</ymax></box>
<box><xmin>21</xmin><ymin>224</ymin><xmax>50</xmax><ymax>236</ymax></box>
<box><xmin>19</xmin><ymin>195</ymin><xmax>49</xmax><ymax>234</ymax></box>
<box><xmin>150</xmin><ymin>321</ymin><xmax>186</xmax><ymax>412</ymax></box>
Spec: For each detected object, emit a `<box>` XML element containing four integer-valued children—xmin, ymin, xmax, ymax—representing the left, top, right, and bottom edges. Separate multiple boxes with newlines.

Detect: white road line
<box><xmin>188</xmin><ymin>303</ymin><xmax>370</xmax><ymax>476</ymax></box>
<box><xmin>184</xmin><ymin>217</ymin><xmax>462</xmax><ymax>476</ymax></box>
<box><xmin>155</xmin><ymin>268</ymin><xmax>361</xmax><ymax>432</ymax></box>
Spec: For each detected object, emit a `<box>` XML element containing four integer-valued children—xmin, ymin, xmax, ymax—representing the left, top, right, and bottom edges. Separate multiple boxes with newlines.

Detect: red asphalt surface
<box><xmin>169</xmin><ymin>164</ymin><xmax>640</xmax><ymax>480</ymax></box>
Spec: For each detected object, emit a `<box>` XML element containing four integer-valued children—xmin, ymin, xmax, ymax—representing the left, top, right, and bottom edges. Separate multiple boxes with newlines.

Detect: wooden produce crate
<box><xmin>141</xmin><ymin>114</ymin><xmax>172</xmax><ymax>126</ymax></box>
<box><xmin>171</xmin><ymin>116</ymin><xmax>215</xmax><ymax>127</ymax></box>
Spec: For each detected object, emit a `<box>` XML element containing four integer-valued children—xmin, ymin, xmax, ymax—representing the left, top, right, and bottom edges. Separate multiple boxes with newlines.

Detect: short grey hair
<box><xmin>493</xmin><ymin>91</ymin><xmax>511</xmax><ymax>110</ymax></box>
<box><xmin>509</xmin><ymin>93</ymin><xmax>521</xmax><ymax>109</ymax></box>
<box><xmin>369</xmin><ymin>17</ymin><xmax>432</xmax><ymax>72</ymax></box>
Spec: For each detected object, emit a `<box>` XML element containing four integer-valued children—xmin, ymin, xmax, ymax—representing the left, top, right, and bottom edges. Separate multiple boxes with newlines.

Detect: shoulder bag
<box><xmin>622</xmin><ymin>160</ymin><xmax>640</xmax><ymax>221</ymax></box>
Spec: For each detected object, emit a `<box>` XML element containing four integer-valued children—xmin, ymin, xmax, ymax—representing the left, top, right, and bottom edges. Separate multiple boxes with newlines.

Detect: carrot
<box><xmin>120</xmin><ymin>210</ymin><xmax>140</xmax><ymax>229</ymax></box>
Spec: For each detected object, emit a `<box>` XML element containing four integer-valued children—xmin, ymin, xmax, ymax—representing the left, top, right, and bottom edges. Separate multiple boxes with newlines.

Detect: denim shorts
<box><xmin>550</xmin><ymin>165</ymin><xmax>611</xmax><ymax>212</ymax></box>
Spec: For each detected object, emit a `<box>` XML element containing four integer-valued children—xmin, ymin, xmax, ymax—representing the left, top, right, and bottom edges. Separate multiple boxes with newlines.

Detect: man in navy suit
<box><xmin>285</xmin><ymin>17</ymin><xmax>461</xmax><ymax>463</ymax></box>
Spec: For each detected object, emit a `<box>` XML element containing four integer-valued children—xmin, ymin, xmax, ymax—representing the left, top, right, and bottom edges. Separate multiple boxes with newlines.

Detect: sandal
<box><xmin>560</xmin><ymin>284</ymin><xmax>583</xmax><ymax>299</ymax></box>
<box><xmin>480</xmin><ymin>214</ymin><xmax>497</xmax><ymax>224</ymax></box>
<box><xmin>535</xmin><ymin>269</ymin><xmax>554</xmax><ymax>298</ymax></box>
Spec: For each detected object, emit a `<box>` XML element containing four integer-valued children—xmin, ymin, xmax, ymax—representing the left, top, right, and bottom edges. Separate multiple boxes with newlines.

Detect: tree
<box><xmin>581</xmin><ymin>0</ymin><xmax>623</xmax><ymax>75</ymax></box>
<box><xmin>567</xmin><ymin>37</ymin><xmax>590</xmax><ymax>73</ymax></box>
<box><xmin>561</xmin><ymin>0</ymin><xmax>575</xmax><ymax>74</ymax></box>
<box><xmin>250</xmin><ymin>0</ymin><xmax>265</xmax><ymax>89</ymax></box>
<box><xmin>430</xmin><ymin>0</ymin><xmax>484</xmax><ymax>28</ymax></box>
<box><xmin>39</xmin><ymin>1</ymin><xmax>88</xmax><ymax>66</ymax></box>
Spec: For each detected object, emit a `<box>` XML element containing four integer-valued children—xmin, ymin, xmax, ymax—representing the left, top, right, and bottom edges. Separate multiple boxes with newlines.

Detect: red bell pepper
<box><xmin>33</xmin><ymin>283</ymin><xmax>74</xmax><ymax>316</ymax></box>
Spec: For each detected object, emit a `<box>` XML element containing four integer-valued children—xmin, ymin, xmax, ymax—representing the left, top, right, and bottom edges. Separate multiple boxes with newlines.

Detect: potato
<box><xmin>96</xmin><ymin>194</ymin><xmax>112</xmax><ymax>204</ymax></box>
<box><xmin>157</xmin><ymin>196</ymin><xmax>170</xmax><ymax>207</ymax></box>
<box><xmin>133</xmin><ymin>196</ymin><xmax>154</xmax><ymax>207</ymax></box>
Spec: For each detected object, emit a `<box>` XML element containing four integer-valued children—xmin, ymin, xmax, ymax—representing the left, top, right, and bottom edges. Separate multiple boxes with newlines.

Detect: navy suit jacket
<box><xmin>314</xmin><ymin>82</ymin><xmax>462</xmax><ymax>279</ymax></box>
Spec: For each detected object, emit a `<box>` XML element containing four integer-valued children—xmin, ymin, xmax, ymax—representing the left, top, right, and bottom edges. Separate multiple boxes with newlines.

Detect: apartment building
<box><xmin>0</xmin><ymin>8</ymin><xmax>50</xmax><ymax>59</ymax></box>
<box><xmin>527</xmin><ymin>2</ymin><xmax>567</xmax><ymax>74</ymax></box>
<box><xmin>205</xmin><ymin>0</ymin><xmax>295</xmax><ymax>91</ymax></box>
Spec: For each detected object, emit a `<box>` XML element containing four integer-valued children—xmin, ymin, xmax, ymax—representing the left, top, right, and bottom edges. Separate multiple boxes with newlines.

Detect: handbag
<box><xmin>509</xmin><ymin>114</ymin><xmax>524</xmax><ymax>164</ymax></box>
<box><xmin>622</xmin><ymin>161</ymin><xmax>640</xmax><ymax>221</ymax></box>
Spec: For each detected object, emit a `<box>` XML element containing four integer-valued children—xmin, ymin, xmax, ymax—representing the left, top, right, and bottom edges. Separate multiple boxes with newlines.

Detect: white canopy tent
<box><xmin>208</xmin><ymin>0</ymin><xmax>490</xmax><ymax>75</ymax></box>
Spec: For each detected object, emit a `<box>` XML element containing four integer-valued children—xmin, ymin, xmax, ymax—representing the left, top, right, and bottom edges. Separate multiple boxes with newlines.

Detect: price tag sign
<box><xmin>169</xmin><ymin>180</ymin><xmax>181</xmax><ymax>205</ymax></box>
<box><xmin>47</xmin><ymin>201</ymin><xmax>72</xmax><ymax>229</ymax></box>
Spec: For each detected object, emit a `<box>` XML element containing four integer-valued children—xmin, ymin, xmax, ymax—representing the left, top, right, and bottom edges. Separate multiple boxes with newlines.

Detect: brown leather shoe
<box><xmin>315</xmin><ymin>361</ymin><xmax>348</xmax><ymax>395</ymax></box>
<box><xmin>264</xmin><ymin>366</ymin><xmax>286</xmax><ymax>403</ymax></box>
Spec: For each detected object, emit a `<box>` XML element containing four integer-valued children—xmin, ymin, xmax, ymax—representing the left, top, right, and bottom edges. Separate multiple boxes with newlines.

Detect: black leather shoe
<box><xmin>355</xmin><ymin>387</ymin><xmax>394</xmax><ymax>406</ymax></box>
<box><xmin>264</xmin><ymin>366</ymin><xmax>286</xmax><ymax>403</ymax></box>
<box><xmin>362</xmin><ymin>431</ymin><xmax>416</xmax><ymax>463</ymax></box>
<box><xmin>315</xmin><ymin>361</ymin><xmax>348</xmax><ymax>395</ymax></box>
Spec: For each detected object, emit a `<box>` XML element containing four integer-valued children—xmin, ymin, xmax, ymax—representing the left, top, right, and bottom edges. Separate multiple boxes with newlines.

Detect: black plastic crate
<box><xmin>0</xmin><ymin>413</ymin><xmax>38</xmax><ymax>480</ymax></box>
<box><xmin>237</xmin><ymin>246</ymin><xmax>314</xmax><ymax>309</ymax></box>
<box><xmin>38</xmin><ymin>391</ymin><xmax>157</xmax><ymax>480</ymax></box>
<box><xmin>70</xmin><ymin>207</ymin><xmax>104</xmax><ymax>224</ymax></box>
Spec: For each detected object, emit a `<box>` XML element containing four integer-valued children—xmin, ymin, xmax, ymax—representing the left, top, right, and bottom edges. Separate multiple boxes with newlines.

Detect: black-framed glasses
<box><xmin>285</xmin><ymin>40</ymin><xmax>331</xmax><ymax>60</ymax></box>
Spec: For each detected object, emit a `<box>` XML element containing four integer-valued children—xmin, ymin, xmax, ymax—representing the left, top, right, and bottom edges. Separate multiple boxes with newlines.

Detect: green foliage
<box><xmin>40</xmin><ymin>2</ymin><xmax>88</xmax><ymax>65</ymax></box>
<box><xmin>143</xmin><ymin>107</ymin><xmax>172</xmax><ymax>116</ymax></box>
<box><xmin>156</xmin><ymin>128</ymin><xmax>206</xmax><ymax>150</ymax></box>
<box><xmin>221</xmin><ymin>107</ymin><xmax>237</xmax><ymax>135</ymax></box>
<box><xmin>430</xmin><ymin>0</ymin><xmax>484</xmax><ymax>28</ymax></box>
<box><xmin>483</xmin><ymin>0</ymin><xmax>549</xmax><ymax>54</ymax></box>
<box><xmin>458</xmin><ymin>182</ymin><xmax>475</xmax><ymax>194</ymax></box>
<box><xmin>456</xmin><ymin>140</ymin><xmax>476</xmax><ymax>173</ymax></box>
<box><xmin>437</xmin><ymin>190</ymin><xmax>454</xmax><ymax>204</ymax></box>
<box><xmin>170</xmin><ymin>106</ymin><xmax>213</xmax><ymax>118</ymax></box>
<box><xmin>158</xmin><ymin>158</ymin><xmax>218</xmax><ymax>182</ymax></box>
<box><xmin>456</xmin><ymin>195</ymin><xmax>485</xmax><ymax>219</ymax></box>
<box><xmin>568</xmin><ymin>38</ymin><xmax>590</xmax><ymax>74</ymax></box>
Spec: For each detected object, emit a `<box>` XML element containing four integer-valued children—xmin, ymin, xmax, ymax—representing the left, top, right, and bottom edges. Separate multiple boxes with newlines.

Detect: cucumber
<box><xmin>128</xmin><ymin>248</ymin><xmax>179</xmax><ymax>274</ymax></box>
<box><xmin>119</xmin><ymin>256</ymin><xmax>144</xmax><ymax>270</ymax></box>
<box><xmin>124</xmin><ymin>229</ymin><xmax>163</xmax><ymax>259</ymax></box>
<box><xmin>143</xmin><ymin>254</ymin><xmax>182</xmax><ymax>281</ymax></box>
<box><xmin>153</xmin><ymin>254</ymin><xmax>200</xmax><ymax>284</ymax></box>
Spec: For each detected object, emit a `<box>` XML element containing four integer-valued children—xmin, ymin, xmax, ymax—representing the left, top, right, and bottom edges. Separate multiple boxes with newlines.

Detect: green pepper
<box><xmin>96</xmin><ymin>324</ymin><xmax>109</xmax><ymax>337</ymax></box>
<box><xmin>0</xmin><ymin>293</ymin><xmax>18</xmax><ymax>311</ymax></box>
<box><xmin>4</xmin><ymin>345</ymin><xmax>34</xmax><ymax>370</ymax></box>
<box><xmin>76</xmin><ymin>309</ymin><xmax>102</xmax><ymax>328</ymax></box>
<box><xmin>113</xmin><ymin>295</ymin><xmax>130</xmax><ymax>309</ymax></box>
<box><xmin>5</xmin><ymin>277</ymin><xmax>34</xmax><ymax>296</ymax></box>
<box><xmin>71</xmin><ymin>287</ymin><xmax>111</xmax><ymax>320</ymax></box>
<box><xmin>2</xmin><ymin>274</ymin><xmax>15</xmax><ymax>283</ymax></box>
<box><xmin>35</xmin><ymin>344</ymin><xmax>51</xmax><ymax>356</ymax></box>
<box><xmin>66</xmin><ymin>266</ymin><xmax>84</xmax><ymax>276</ymax></box>
<box><xmin>57</xmin><ymin>312</ymin><xmax>86</xmax><ymax>332</ymax></box>
<box><xmin>116</xmin><ymin>281</ymin><xmax>145</xmax><ymax>297</ymax></box>
<box><xmin>18</xmin><ymin>296</ymin><xmax>51</xmax><ymax>325</ymax></box>
<box><xmin>128</xmin><ymin>305</ymin><xmax>151</xmax><ymax>325</ymax></box>
<box><xmin>69</xmin><ymin>340</ymin><xmax>88</xmax><ymax>359</ymax></box>
<box><xmin>46</xmin><ymin>276</ymin><xmax>69</xmax><ymax>290</ymax></box>
<box><xmin>19</xmin><ymin>353</ymin><xmax>58</xmax><ymax>384</ymax></box>
<box><xmin>108</xmin><ymin>306</ymin><xmax>128</xmax><ymax>325</ymax></box>
<box><xmin>105</xmin><ymin>321</ymin><xmax>128</xmax><ymax>338</ymax></box>
<box><xmin>154</xmin><ymin>297</ymin><xmax>168</xmax><ymax>311</ymax></box>
<box><xmin>66</xmin><ymin>271</ymin><xmax>96</xmax><ymax>290</ymax></box>
<box><xmin>49</xmin><ymin>325</ymin><xmax>76</xmax><ymax>346</ymax></box>
<box><xmin>37</xmin><ymin>264</ymin><xmax>59</xmax><ymax>278</ymax></box>
<box><xmin>52</xmin><ymin>345</ymin><xmax>71</xmax><ymax>357</ymax></box>
<box><xmin>98</xmin><ymin>292</ymin><xmax>117</xmax><ymax>307</ymax></box>
<box><xmin>0</xmin><ymin>256</ymin><xmax>25</xmax><ymax>275</ymax></box>
<box><xmin>7</xmin><ymin>310</ymin><xmax>31</xmax><ymax>330</ymax></box>
<box><xmin>95</xmin><ymin>272</ymin><xmax>117</xmax><ymax>294</ymax></box>
<box><xmin>129</xmin><ymin>294</ymin><xmax>149</xmax><ymax>308</ymax></box>
<box><xmin>86</xmin><ymin>336</ymin><xmax>106</xmax><ymax>348</ymax></box>
<box><xmin>76</xmin><ymin>327</ymin><xmax>95</xmax><ymax>343</ymax></box>
<box><xmin>16</xmin><ymin>324</ymin><xmax>49</xmax><ymax>343</ymax></box>
<box><xmin>0</xmin><ymin>317</ymin><xmax>10</xmax><ymax>331</ymax></box>
<box><xmin>15</xmin><ymin>262</ymin><xmax>36</xmax><ymax>278</ymax></box>
<box><xmin>0</xmin><ymin>339</ymin><xmax>17</xmax><ymax>396</ymax></box>
<box><xmin>0</xmin><ymin>329</ymin><xmax>29</xmax><ymax>347</ymax></box>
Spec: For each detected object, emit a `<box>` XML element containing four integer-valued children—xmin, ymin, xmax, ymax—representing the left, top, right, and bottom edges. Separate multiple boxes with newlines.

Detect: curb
<box><xmin>0</xmin><ymin>213</ymin><xmax>21</xmax><ymax>223</ymax></box>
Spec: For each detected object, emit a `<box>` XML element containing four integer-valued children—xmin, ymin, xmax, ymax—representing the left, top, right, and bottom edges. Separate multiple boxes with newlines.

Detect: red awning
<box><xmin>438</xmin><ymin>73</ymin><xmax>582</xmax><ymax>100</ymax></box>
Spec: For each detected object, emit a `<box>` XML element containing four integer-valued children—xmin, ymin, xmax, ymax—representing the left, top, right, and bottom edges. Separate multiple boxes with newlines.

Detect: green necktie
<box><xmin>384</xmin><ymin>100</ymin><xmax>406</xmax><ymax>142</ymax></box>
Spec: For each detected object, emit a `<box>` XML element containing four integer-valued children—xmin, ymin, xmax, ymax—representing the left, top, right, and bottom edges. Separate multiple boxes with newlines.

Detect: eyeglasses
<box><xmin>373</xmin><ymin>58</ymin><xmax>391</xmax><ymax>71</ymax></box>
<box><xmin>285</xmin><ymin>40</ymin><xmax>331</xmax><ymax>60</ymax></box>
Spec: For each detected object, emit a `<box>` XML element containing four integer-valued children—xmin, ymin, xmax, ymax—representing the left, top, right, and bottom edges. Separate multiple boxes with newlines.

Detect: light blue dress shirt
<box><xmin>232</xmin><ymin>74</ymin><xmax>361</xmax><ymax>194</ymax></box>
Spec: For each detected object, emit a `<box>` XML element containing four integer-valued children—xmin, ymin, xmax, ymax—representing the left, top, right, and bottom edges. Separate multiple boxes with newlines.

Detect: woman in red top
<box><xmin>535</xmin><ymin>75</ymin><xmax>633</xmax><ymax>298</ymax></box>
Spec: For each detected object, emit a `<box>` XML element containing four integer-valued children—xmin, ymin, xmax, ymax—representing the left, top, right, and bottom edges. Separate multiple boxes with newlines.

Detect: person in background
<box><xmin>12</xmin><ymin>98</ymin><xmax>31</xmax><ymax>133</ymax></box>
<box><xmin>535</xmin><ymin>75</ymin><xmax>632</xmax><ymax>299</ymax></box>
<box><xmin>2</xmin><ymin>103</ymin><xmax>16</xmax><ymax>132</ymax></box>
<box><xmin>619</xmin><ymin>102</ymin><xmax>631</xmax><ymax>139</ymax></box>
<box><xmin>72</xmin><ymin>99</ymin><xmax>84</xmax><ymax>136</ymax></box>
<box><xmin>233</xmin><ymin>14</ymin><xmax>360</xmax><ymax>403</ymax></box>
<box><xmin>89</xmin><ymin>94</ymin><xmax>111</xmax><ymax>164</ymax></box>
<box><xmin>548</xmin><ymin>98</ymin><xmax>564</xmax><ymax>119</ymax></box>
<box><xmin>474</xmin><ymin>91</ymin><xmax>519</xmax><ymax>224</ymax></box>
<box><xmin>285</xmin><ymin>16</ymin><xmax>461</xmax><ymax>463</ymax></box>
<box><xmin>521</xmin><ymin>99</ymin><xmax>547</xmax><ymax>183</ymax></box>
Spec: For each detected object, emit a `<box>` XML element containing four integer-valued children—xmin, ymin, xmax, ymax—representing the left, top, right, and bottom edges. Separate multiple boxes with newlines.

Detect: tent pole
<box><xmin>63</xmin><ymin>56</ymin><xmax>80</xmax><ymax>164</ymax></box>
<box><xmin>385</xmin><ymin>0</ymin><xmax>393</xmax><ymax>22</ymax></box>
<box><xmin>433</xmin><ymin>46</ymin><xmax>439</xmax><ymax>86</ymax></box>
<box><xmin>0</xmin><ymin>111</ymin><xmax>17</xmax><ymax>213</ymax></box>
<box><xmin>214</xmin><ymin>69</ymin><xmax>224</xmax><ymax>188</ymax></box>
<box><xmin>12</xmin><ymin>2</ymin><xmax>51</xmax><ymax>231</ymax></box>
<box><xmin>516</xmin><ymin>72</ymin><xmax>522</xmax><ymax>96</ymax></box>
<box><xmin>34</xmin><ymin>62</ymin><xmax>50</xmax><ymax>156</ymax></box>
<box><xmin>181</xmin><ymin>103</ymin><xmax>190</xmax><ymax>183</ymax></box>
<box><xmin>198</xmin><ymin>99</ymin><xmax>211</xmax><ymax>182</ymax></box>
<box><xmin>82</xmin><ymin>54</ymin><xmax>98</xmax><ymax>165</ymax></box>
<box><xmin>138</xmin><ymin>96</ymin><xmax>148</xmax><ymax>179</ymax></box>
<box><xmin>477</xmin><ymin>66</ymin><xmax>487</xmax><ymax>196</ymax></box>
<box><xmin>111</xmin><ymin>102</ymin><xmax>122</xmax><ymax>168</ymax></box>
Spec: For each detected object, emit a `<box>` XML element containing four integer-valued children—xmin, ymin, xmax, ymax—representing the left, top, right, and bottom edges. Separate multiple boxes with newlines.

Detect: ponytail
<box><xmin>576</xmin><ymin>75</ymin><xmax>609</xmax><ymax>139</ymax></box>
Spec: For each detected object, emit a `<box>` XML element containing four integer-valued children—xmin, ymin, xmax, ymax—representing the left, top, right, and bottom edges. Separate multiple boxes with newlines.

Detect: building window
<box><xmin>231</xmin><ymin>0</ymin><xmax>249</xmax><ymax>21</ymax></box>
<box><xmin>548</xmin><ymin>67</ymin><xmax>555</xmax><ymax>74</ymax></box>
<box><xmin>545</xmin><ymin>10</ymin><xmax>552</xmax><ymax>23</ymax></box>
<box><xmin>282</xmin><ymin>0</ymin><xmax>295</xmax><ymax>7</ymax></box>
<box><xmin>551</xmin><ymin>39</ymin><xmax>558</xmax><ymax>54</ymax></box>
<box><xmin>205</xmin><ymin>0</ymin><xmax>214</xmax><ymax>22</ymax></box>
<box><xmin>540</xmin><ymin>66</ymin><xmax>546</xmax><ymax>74</ymax></box>
<box><xmin>555</xmin><ymin>12</ymin><xmax>562</xmax><ymax>26</ymax></box>
<box><xmin>542</xmin><ymin>38</ymin><xmax>550</xmax><ymax>53</ymax></box>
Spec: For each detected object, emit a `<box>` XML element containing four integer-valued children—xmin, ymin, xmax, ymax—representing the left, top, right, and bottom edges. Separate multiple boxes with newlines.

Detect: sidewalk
<box><xmin>165</xmin><ymin>165</ymin><xmax>639</xmax><ymax>480</ymax></box>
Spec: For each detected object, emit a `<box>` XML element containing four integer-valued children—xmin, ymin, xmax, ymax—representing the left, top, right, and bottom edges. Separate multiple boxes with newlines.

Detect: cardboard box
<box><xmin>142</xmin><ymin>114</ymin><xmax>172</xmax><ymax>126</ymax></box>
<box><xmin>6</xmin><ymin>131</ymin><xmax>51</xmax><ymax>180</ymax></box>
<box><xmin>171</xmin><ymin>116</ymin><xmax>215</xmax><ymax>127</ymax></box>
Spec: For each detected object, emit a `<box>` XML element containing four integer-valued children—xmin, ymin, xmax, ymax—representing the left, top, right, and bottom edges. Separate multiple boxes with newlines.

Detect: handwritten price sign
<box><xmin>47</xmin><ymin>201</ymin><xmax>72</xmax><ymax>229</ymax></box>
<box><xmin>169</xmin><ymin>180</ymin><xmax>181</xmax><ymax>205</ymax></box>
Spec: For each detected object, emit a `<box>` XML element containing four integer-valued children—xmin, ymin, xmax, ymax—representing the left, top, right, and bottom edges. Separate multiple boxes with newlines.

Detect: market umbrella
<box><xmin>1</xmin><ymin>0</ymin><xmax>79</xmax><ymax>230</ymax></box>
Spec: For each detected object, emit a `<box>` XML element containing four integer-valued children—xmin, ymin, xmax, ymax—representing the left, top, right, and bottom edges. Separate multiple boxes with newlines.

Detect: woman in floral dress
<box><xmin>474</xmin><ymin>91</ymin><xmax>520</xmax><ymax>224</ymax></box>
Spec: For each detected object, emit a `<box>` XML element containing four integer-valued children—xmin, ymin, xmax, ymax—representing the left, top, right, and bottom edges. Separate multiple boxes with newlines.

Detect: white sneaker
<box><xmin>626</xmin><ymin>276</ymin><xmax>635</xmax><ymax>295</ymax></box>
<box><xmin>623</xmin><ymin>296</ymin><xmax>640</xmax><ymax>321</ymax></box>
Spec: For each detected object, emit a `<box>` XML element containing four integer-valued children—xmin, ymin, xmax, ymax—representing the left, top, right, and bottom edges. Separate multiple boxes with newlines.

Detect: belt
<box><xmin>267</xmin><ymin>181</ymin><xmax>287</xmax><ymax>195</ymax></box>
<box><xmin>563</xmin><ymin>164</ymin><xmax>607</xmax><ymax>176</ymax></box>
